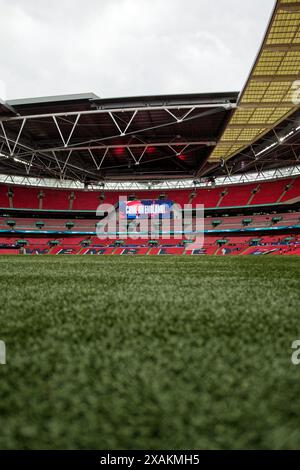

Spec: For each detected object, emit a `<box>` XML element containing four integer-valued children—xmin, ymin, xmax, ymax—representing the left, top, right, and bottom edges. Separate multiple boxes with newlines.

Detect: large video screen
<box><xmin>119</xmin><ymin>200</ymin><xmax>173</xmax><ymax>219</ymax></box>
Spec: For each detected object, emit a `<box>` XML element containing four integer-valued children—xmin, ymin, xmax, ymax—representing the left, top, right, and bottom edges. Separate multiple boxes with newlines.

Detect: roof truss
<box><xmin>0</xmin><ymin>101</ymin><xmax>232</xmax><ymax>181</ymax></box>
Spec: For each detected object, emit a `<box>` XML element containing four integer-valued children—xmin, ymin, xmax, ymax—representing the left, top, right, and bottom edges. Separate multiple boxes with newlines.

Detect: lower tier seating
<box><xmin>1</xmin><ymin>233</ymin><xmax>299</xmax><ymax>256</ymax></box>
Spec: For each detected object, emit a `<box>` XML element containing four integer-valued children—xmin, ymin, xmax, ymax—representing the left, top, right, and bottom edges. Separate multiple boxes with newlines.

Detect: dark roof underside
<box><xmin>0</xmin><ymin>91</ymin><xmax>299</xmax><ymax>182</ymax></box>
<box><xmin>0</xmin><ymin>92</ymin><xmax>239</xmax><ymax>182</ymax></box>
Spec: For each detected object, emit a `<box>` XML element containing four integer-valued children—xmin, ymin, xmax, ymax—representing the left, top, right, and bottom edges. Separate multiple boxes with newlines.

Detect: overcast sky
<box><xmin>0</xmin><ymin>0</ymin><xmax>275</xmax><ymax>101</ymax></box>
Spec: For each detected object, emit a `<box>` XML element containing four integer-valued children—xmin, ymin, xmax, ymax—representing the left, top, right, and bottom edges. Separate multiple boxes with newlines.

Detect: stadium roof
<box><xmin>0</xmin><ymin>0</ymin><xmax>299</xmax><ymax>184</ymax></box>
<box><xmin>0</xmin><ymin>92</ymin><xmax>237</xmax><ymax>182</ymax></box>
<box><xmin>209</xmin><ymin>0</ymin><xmax>300</xmax><ymax>164</ymax></box>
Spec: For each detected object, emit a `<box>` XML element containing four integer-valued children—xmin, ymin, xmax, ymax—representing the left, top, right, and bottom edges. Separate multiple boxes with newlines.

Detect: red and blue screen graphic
<box><xmin>119</xmin><ymin>200</ymin><xmax>173</xmax><ymax>219</ymax></box>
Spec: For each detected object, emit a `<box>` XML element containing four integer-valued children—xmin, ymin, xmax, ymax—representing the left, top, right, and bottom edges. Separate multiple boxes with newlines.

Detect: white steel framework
<box><xmin>0</xmin><ymin>165</ymin><xmax>299</xmax><ymax>191</ymax></box>
<box><xmin>0</xmin><ymin>103</ymin><xmax>231</xmax><ymax>181</ymax></box>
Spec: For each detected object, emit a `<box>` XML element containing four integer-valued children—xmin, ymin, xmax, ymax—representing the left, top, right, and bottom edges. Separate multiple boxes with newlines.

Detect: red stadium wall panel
<box><xmin>0</xmin><ymin>185</ymin><xmax>9</xmax><ymax>207</ymax></box>
<box><xmin>42</xmin><ymin>189</ymin><xmax>70</xmax><ymax>211</ymax></box>
<box><xmin>0</xmin><ymin>249</ymin><xmax>19</xmax><ymax>255</ymax></box>
<box><xmin>72</xmin><ymin>191</ymin><xmax>100</xmax><ymax>211</ymax></box>
<box><xmin>12</xmin><ymin>187</ymin><xmax>40</xmax><ymax>209</ymax></box>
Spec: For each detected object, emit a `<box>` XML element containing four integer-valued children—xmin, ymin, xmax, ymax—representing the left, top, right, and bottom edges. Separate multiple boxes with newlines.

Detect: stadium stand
<box><xmin>0</xmin><ymin>231</ymin><xmax>299</xmax><ymax>256</ymax></box>
<box><xmin>280</xmin><ymin>178</ymin><xmax>300</xmax><ymax>203</ymax></box>
<box><xmin>0</xmin><ymin>177</ymin><xmax>299</xmax><ymax>211</ymax></box>
<box><xmin>218</xmin><ymin>183</ymin><xmax>257</xmax><ymax>207</ymax></box>
<box><xmin>0</xmin><ymin>174</ymin><xmax>299</xmax><ymax>255</ymax></box>
<box><xmin>0</xmin><ymin>210</ymin><xmax>298</xmax><ymax>232</ymax></box>
<box><xmin>249</xmin><ymin>179</ymin><xmax>293</xmax><ymax>206</ymax></box>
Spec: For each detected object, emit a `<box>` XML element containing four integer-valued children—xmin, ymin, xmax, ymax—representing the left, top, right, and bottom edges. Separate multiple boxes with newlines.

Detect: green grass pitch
<box><xmin>0</xmin><ymin>255</ymin><xmax>299</xmax><ymax>450</ymax></box>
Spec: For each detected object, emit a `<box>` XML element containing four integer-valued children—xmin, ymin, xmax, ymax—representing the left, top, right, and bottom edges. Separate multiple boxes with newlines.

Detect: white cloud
<box><xmin>0</xmin><ymin>0</ymin><xmax>275</xmax><ymax>99</ymax></box>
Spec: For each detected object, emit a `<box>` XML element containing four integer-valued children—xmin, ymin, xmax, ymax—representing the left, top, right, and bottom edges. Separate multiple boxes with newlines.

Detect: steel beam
<box><xmin>0</xmin><ymin>103</ymin><xmax>236</xmax><ymax>123</ymax></box>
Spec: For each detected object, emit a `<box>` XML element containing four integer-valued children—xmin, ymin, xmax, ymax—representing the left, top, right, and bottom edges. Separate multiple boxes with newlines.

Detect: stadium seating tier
<box><xmin>0</xmin><ymin>176</ymin><xmax>299</xmax><ymax>211</ymax></box>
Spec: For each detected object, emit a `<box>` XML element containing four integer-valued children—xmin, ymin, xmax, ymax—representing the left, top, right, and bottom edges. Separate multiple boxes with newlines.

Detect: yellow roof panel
<box><xmin>209</xmin><ymin>0</ymin><xmax>300</xmax><ymax>162</ymax></box>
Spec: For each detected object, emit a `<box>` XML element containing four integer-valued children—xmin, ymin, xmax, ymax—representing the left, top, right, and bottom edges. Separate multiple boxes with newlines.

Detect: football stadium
<box><xmin>0</xmin><ymin>0</ymin><xmax>300</xmax><ymax>457</ymax></box>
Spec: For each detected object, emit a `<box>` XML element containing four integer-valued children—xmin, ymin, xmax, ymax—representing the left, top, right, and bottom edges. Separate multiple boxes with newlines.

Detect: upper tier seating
<box><xmin>218</xmin><ymin>183</ymin><xmax>257</xmax><ymax>207</ymax></box>
<box><xmin>249</xmin><ymin>179</ymin><xmax>293</xmax><ymax>206</ymax></box>
<box><xmin>12</xmin><ymin>187</ymin><xmax>40</xmax><ymax>209</ymax></box>
<box><xmin>0</xmin><ymin>176</ymin><xmax>299</xmax><ymax>211</ymax></box>
<box><xmin>280</xmin><ymin>178</ymin><xmax>300</xmax><ymax>203</ymax></box>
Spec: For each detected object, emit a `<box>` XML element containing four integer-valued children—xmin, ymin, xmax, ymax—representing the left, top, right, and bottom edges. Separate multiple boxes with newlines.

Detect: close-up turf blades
<box><xmin>0</xmin><ymin>256</ymin><xmax>299</xmax><ymax>450</ymax></box>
